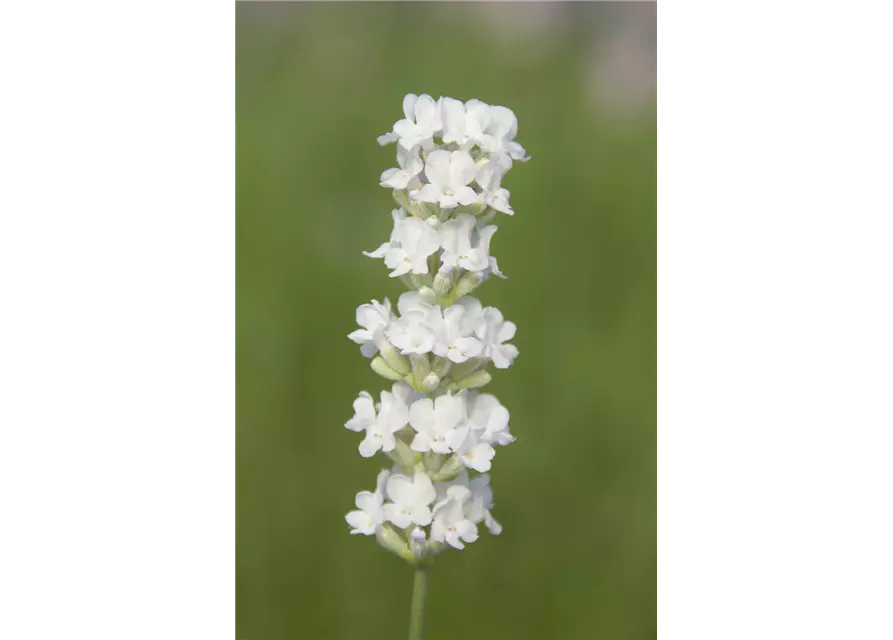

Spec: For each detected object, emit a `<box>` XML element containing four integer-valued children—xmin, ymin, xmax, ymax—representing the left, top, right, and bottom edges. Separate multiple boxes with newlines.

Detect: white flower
<box><xmin>409</xmin><ymin>391</ymin><xmax>467</xmax><ymax>454</ymax></box>
<box><xmin>454</xmin><ymin>296</ymin><xmax>486</xmax><ymax>335</ymax></box>
<box><xmin>380</xmin><ymin>145</ymin><xmax>424</xmax><ymax>189</ymax></box>
<box><xmin>383</xmin><ymin>216</ymin><xmax>440</xmax><ymax>278</ymax></box>
<box><xmin>479</xmin><ymin>307</ymin><xmax>519</xmax><ymax>369</ymax></box>
<box><xmin>345</xmin><ymin>469</ymin><xmax>390</xmax><ymax>535</ymax></box>
<box><xmin>382</xmin><ymin>93</ymin><xmax>442</xmax><ymax>151</ymax></box>
<box><xmin>454</xmin><ymin>428</ymin><xmax>496</xmax><ymax>473</ymax></box>
<box><xmin>397</xmin><ymin>290</ymin><xmax>439</xmax><ymax>317</ymax></box>
<box><xmin>441</xmin><ymin>98</ymin><xmax>480</xmax><ymax>146</ymax></box>
<box><xmin>413</xmin><ymin>150</ymin><xmax>479</xmax><ymax>210</ymax></box>
<box><xmin>347</xmin><ymin>298</ymin><xmax>395</xmax><ymax>358</ymax></box>
<box><xmin>480</xmin><ymin>256</ymin><xmax>507</xmax><ymax>281</ymax></box>
<box><xmin>363</xmin><ymin>208</ymin><xmax>406</xmax><ymax>259</ymax></box>
<box><xmin>438</xmin><ymin>214</ymin><xmax>497</xmax><ymax>274</ymax></box>
<box><xmin>467</xmin><ymin>474</ymin><xmax>502</xmax><ymax>535</ymax></box>
<box><xmin>433</xmin><ymin>304</ymin><xmax>483</xmax><ymax>364</ymax></box>
<box><xmin>385</xmin><ymin>310</ymin><xmax>435</xmax><ymax>355</ymax></box>
<box><xmin>463</xmin><ymin>99</ymin><xmax>492</xmax><ymax>144</ymax></box>
<box><xmin>475</xmin><ymin>105</ymin><xmax>528</xmax><ymax>161</ymax></box>
<box><xmin>467</xmin><ymin>392</ymin><xmax>515</xmax><ymax>446</ymax></box>
<box><xmin>345</xmin><ymin>383</ymin><xmax>412</xmax><ymax>458</ymax></box>
<box><xmin>431</xmin><ymin>485</ymin><xmax>478</xmax><ymax>550</ymax></box>
<box><xmin>384</xmin><ymin>470</ymin><xmax>437</xmax><ymax>528</ymax></box>
<box><xmin>475</xmin><ymin>153</ymin><xmax>514</xmax><ymax>215</ymax></box>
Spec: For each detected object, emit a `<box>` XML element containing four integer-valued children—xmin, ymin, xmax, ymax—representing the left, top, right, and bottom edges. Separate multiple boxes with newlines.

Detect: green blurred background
<box><xmin>237</xmin><ymin>3</ymin><xmax>655</xmax><ymax>638</ymax></box>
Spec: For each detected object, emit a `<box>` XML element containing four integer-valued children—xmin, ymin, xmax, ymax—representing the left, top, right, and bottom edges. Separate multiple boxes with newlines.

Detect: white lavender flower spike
<box><xmin>346</xmin><ymin>93</ymin><xmax>527</xmax><ymax>640</ymax></box>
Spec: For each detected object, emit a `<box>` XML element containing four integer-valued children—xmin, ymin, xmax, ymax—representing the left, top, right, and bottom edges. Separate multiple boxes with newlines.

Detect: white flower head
<box><xmin>476</xmin><ymin>104</ymin><xmax>528</xmax><ymax>161</ymax></box>
<box><xmin>453</xmin><ymin>296</ymin><xmax>486</xmax><ymax>335</ymax></box>
<box><xmin>454</xmin><ymin>427</ymin><xmax>496</xmax><ymax>473</ymax></box>
<box><xmin>468</xmin><ymin>392</ymin><xmax>515</xmax><ymax>446</ymax></box>
<box><xmin>468</xmin><ymin>474</ymin><xmax>503</xmax><ymax>535</ymax></box>
<box><xmin>345</xmin><ymin>468</ymin><xmax>390</xmax><ymax>535</ymax></box>
<box><xmin>414</xmin><ymin>150</ymin><xmax>479</xmax><ymax>210</ymax></box>
<box><xmin>384</xmin><ymin>470</ymin><xmax>437</xmax><ymax>528</ymax></box>
<box><xmin>409</xmin><ymin>390</ymin><xmax>468</xmax><ymax>455</ymax></box>
<box><xmin>480</xmin><ymin>256</ymin><xmax>507</xmax><ymax>281</ymax></box>
<box><xmin>347</xmin><ymin>298</ymin><xmax>395</xmax><ymax>358</ymax></box>
<box><xmin>433</xmin><ymin>304</ymin><xmax>483</xmax><ymax>364</ymax></box>
<box><xmin>438</xmin><ymin>214</ymin><xmax>497</xmax><ymax>274</ymax></box>
<box><xmin>363</xmin><ymin>208</ymin><xmax>406</xmax><ymax>259</ymax></box>
<box><xmin>476</xmin><ymin>152</ymin><xmax>514</xmax><ymax>215</ymax></box>
<box><xmin>478</xmin><ymin>307</ymin><xmax>519</xmax><ymax>369</ymax></box>
<box><xmin>380</xmin><ymin>145</ymin><xmax>424</xmax><ymax>189</ymax></box>
<box><xmin>382</xmin><ymin>216</ymin><xmax>440</xmax><ymax>278</ymax></box>
<box><xmin>431</xmin><ymin>485</ymin><xmax>479</xmax><ymax>550</ymax></box>
<box><xmin>441</xmin><ymin>97</ymin><xmax>480</xmax><ymax>148</ymax></box>
<box><xmin>381</xmin><ymin>93</ymin><xmax>442</xmax><ymax>151</ymax></box>
<box><xmin>345</xmin><ymin>383</ymin><xmax>412</xmax><ymax>458</ymax></box>
<box><xmin>385</xmin><ymin>311</ymin><xmax>436</xmax><ymax>355</ymax></box>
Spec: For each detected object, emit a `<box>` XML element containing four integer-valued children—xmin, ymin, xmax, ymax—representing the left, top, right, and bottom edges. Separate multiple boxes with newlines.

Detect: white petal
<box><xmin>386</xmin><ymin>473</ymin><xmax>413</xmax><ymax>504</ymax></box>
<box><xmin>355</xmin><ymin>490</ymin><xmax>381</xmax><ymax>513</ymax></box>
<box><xmin>345</xmin><ymin>510</ymin><xmax>374</xmax><ymax>535</ymax></box>
<box><xmin>358</xmin><ymin>435</ymin><xmax>380</xmax><ymax>458</ymax></box>
<box><xmin>449</xmin><ymin>151</ymin><xmax>477</xmax><ymax>188</ymax></box>
<box><xmin>377</xmin><ymin>131</ymin><xmax>399</xmax><ymax>146</ymax></box>
<box><xmin>423</xmin><ymin>150</ymin><xmax>452</xmax><ymax>189</ymax></box>
<box><xmin>402</xmin><ymin>94</ymin><xmax>418</xmax><ymax>121</ymax></box>
<box><xmin>409</xmin><ymin>398</ymin><xmax>435</xmax><ymax>434</ymax></box>
<box><xmin>384</xmin><ymin>503</ymin><xmax>412</xmax><ymax>529</ymax></box>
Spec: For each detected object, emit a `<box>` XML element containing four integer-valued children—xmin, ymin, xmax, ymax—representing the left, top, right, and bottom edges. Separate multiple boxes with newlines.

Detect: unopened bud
<box><xmin>417</xmin><ymin>287</ymin><xmax>437</xmax><ymax>305</ymax></box>
<box><xmin>376</xmin><ymin>525</ymin><xmax>412</xmax><ymax>562</ymax></box>
<box><xmin>432</xmin><ymin>454</ymin><xmax>463</xmax><ymax>481</ymax></box>
<box><xmin>433</xmin><ymin>271</ymin><xmax>452</xmax><ymax>297</ymax></box>
<box><xmin>371</xmin><ymin>356</ymin><xmax>404</xmax><ymax>381</ymax></box>
<box><xmin>450</xmin><ymin>369</ymin><xmax>492</xmax><ymax>391</ymax></box>
<box><xmin>377</xmin><ymin>341</ymin><xmax>411</xmax><ymax>376</ymax></box>
<box><xmin>392</xmin><ymin>189</ymin><xmax>412</xmax><ymax>212</ymax></box>
<box><xmin>388</xmin><ymin>437</ymin><xmax>421</xmax><ymax>471</ymax></box>
<box><xmin>446</xmin><ymin>357</ymin><xmax>484</xmax><ymax>381</ymax></box>
<box><xmin>410</xmin><ymin>354</ymin><xmax>431</xmax><ymax>380</ymax></box>
<box><xmin>452</xmin><ymin>272</ymin><xmax>482</xmax><ymax>299</ymax></box>
<box><xmin>431</xmin><ymin>356</ymin><xmax>452</xmax><ymax>378</ymax></box>
<box><xmin>420</xmin><ymin>372</ymin><xmax>440</xmax><ymax>392</ymax></box>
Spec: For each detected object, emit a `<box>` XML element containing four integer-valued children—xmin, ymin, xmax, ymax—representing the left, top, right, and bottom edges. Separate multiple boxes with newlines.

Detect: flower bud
<box><xmin>392</xmin><ymin>189</ymin><xmax>412</xmax><ymax>213</ymax></box>
<box><xmin>410</xmin><ymin>354</ymin><xmax>431</xmax><ymax>380</ymax></box>
<box><xmin>410</xmin><ymin>274</ymin><xmax>433</xmax><ymax>289</ymax></box>
<box><xmin>420</xmin><ymin>372</ymin><xmax>440</xmax><ymax>392</ymax></box>
<box><xmin>388</xmin><ymin>437</ymin><xmax>421</xmax><ymax>471</ymax></box>
<box><xmin>376</xmin><ymin>341</ymin><xmax>411</xmax><ymax>376</ymax></box>
<box><xmin>431</xmin><ymin>454</ymin><xmax>463</xmax><ymax>481</ymax></box>
<box><xmin>370</xmin><ymin>356</ymin><xmax>405</xmax><ymax>381</ymax></box>
<box><xmin>376</xmin><ymin>525</ymin><xmax>412</xmax><ymax>562</ymax></box>
<box><xmin>430</xmin><ymin>356</ymin><xmax>452</xmax><ymax>378</ymax></box>
<box><xmin>466</xmin><ymin>202</ymin><xmax>487</xmax><ymax>216</ymax></box>
<box><xmin>452</xmin><ymin>272</ymin><xmax>482</xmax><ymax>299</ymax></box>
<box><xmin>409</xmin><ymin>527</ymin><xmax>428</xmax><ymax>560</ymax></box>
<box><xmin>417</xmin><ymin>287</ymin><xmax>437</xmax><ymax>305</ymax></box>
<box><xmin>433</xmin><ymin>271</ymin><xmax>452</xmax><ymax>297</ymax></box>
<box><xmin>445</xmin><ymin>357</ymin><xmax>484</xmax><ymax>381</ymax></box>
<box><xmin>450</xmin><ymin>370</ymin><xmax>492</xmax><ymax>391</ymax></box>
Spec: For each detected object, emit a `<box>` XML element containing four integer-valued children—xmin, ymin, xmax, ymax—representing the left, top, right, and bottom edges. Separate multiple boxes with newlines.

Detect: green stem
<box><xmin>407</xmin><ymin>565</ymin><xmax>428</xmax><ymax>640</ymax></box>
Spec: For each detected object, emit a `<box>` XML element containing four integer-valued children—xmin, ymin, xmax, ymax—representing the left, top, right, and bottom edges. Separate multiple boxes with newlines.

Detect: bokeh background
<box><xmin>237</xmin><ymin>3</ymin><xmax>655</xmax><ymax>639</ymax></box>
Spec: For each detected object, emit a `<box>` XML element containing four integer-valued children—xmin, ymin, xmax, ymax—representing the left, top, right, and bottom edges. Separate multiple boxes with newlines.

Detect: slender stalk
<box><xmin>407</xmin><ymin>566</ymin><xmax>428</xmax><ymax>640</ymax></box>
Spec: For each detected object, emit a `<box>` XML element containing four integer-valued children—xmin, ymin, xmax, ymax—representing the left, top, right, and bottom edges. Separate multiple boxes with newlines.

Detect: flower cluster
<box><xmin>344</xmin><ymin>94</ymin><xmax>526</xmax><ymax>563</ymax></box>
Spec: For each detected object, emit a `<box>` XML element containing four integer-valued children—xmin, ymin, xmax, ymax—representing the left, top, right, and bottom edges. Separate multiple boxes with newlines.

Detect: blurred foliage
<box><xmin>237</xmin><ymin>3</ymin><xmax>655</xmax><ymax>639</ymax></box>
